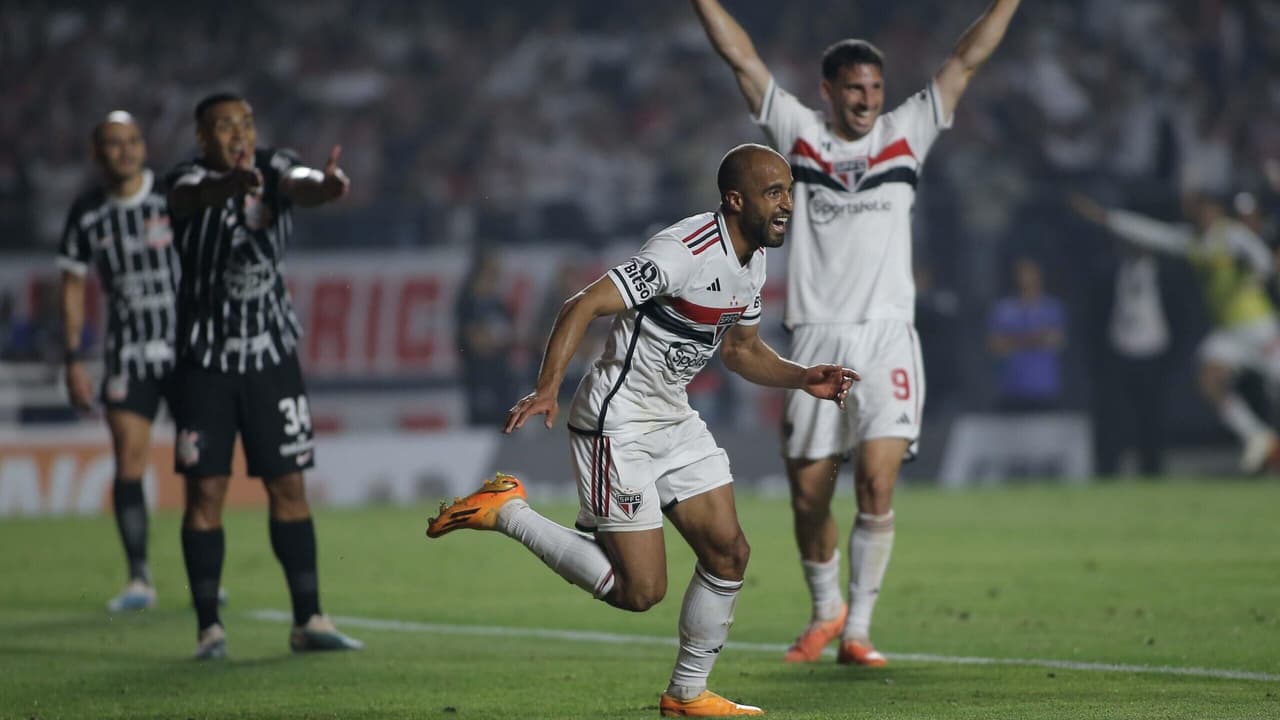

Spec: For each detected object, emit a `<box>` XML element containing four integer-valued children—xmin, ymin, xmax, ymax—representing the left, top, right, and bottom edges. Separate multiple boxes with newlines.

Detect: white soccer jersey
<box><xmin>568</xmin><ymin>211</ymin><xmax>765</xmax><ymax>437</ymax></box>
<box><xmin>756</xmin><ymin>78</ymin><xmax>951</xmax><ymax>327</ymax></box>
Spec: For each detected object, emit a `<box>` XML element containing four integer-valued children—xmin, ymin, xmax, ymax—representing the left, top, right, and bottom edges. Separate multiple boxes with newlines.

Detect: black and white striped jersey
<box><xmin>167</xmin><ymin>148</ymin><xmax>305</xmax><ymax>373</ymax></box>
<box><xmin>56</xmin><ymin>169</ymin><xmax>179</xmax><ymax>380</ymax></box>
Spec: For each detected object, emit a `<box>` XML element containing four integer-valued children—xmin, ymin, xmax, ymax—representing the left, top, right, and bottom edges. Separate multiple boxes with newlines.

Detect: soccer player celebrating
<box><xmin>166</xmin><ymin>93</ymin><xmax>360</xmax><ymax>659</ymax></box>
<box><xmin>428</xmin><ymin>145</ymin><xmax>856</xmax><ymax>717</ymax></box>
<box><xmin>58</xmin><ymin>111</ymin><xmax>178</xmax><ymax>613</ymax></box>
<box><xmin>692</xmin><ymin>0</ymin><xmax>1021</xmax><ymax>666</ymax></box>
<box><xmin>1070</xmin><ymin>191</ymin><xmax>1280</xmax><ymax>473</ymax></box>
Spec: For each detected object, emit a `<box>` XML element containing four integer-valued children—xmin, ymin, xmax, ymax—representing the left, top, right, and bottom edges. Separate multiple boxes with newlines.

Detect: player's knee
<box><xmin>614</xmin><ymin>577</ymin><xmax>667</xmax><ymax>612</ymax></box>
<box><xmin>701</xmin><ymin>531</ymin><xmax>750</xmax><ymax>581</ymax></box>
<box><xmin>790</xmin><ymin>489</ymin><xmax>830</xmax><ymax>518</ymax></box>
<box><xmin>265</xmin><ymin>473</ymin><xmax>309</xmax><ymax>517</ymax></box>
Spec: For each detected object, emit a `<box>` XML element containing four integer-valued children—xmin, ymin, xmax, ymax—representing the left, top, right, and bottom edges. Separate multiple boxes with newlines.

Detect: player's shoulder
<box><xmin>67</xmin><ymin>184</ymin><xmax>108</xmax><ymax>217</ymax></box>
<box><xmin>165</xmin><ymin>156</ymin><xmax>207</xmax><ymax>187</ymax></box>
<box><xmin>259</xmin><ymin>147</ymin><xmax>301</xmax><ymax>173</ymax></box>
<box><xmin>882</xmin><ymin>84</ymin><xmax>937</xmax><ymax>125</ymax></box>
<box><xmin>648</xmin><ymin>211</ymin><xmax>723</xmax><ymax>257</ymax></box>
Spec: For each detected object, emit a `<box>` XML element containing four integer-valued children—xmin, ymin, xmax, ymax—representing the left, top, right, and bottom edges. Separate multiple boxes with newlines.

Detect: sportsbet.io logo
<box><xmin>664</xmin><ymin>341</ymin><xmax>708</xmax><ymax>377</ymax></box>
<box><xmin>808</xmin><ymin>188</ymin><xmax>892</xmax><ymax>225</ymax></box>
<box><xmin>622</xmin><ymin>259</ymin><xmax>659</xmax><ymax>301</ymax></box>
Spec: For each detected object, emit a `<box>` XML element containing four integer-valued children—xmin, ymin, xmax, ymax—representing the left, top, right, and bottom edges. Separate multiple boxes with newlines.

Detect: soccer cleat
<box><xmin>1240</xmin><ymin>431</ymin><xmax>1280</xmax><ymax>474</ymax></box>
<box><xmin>782</xmin><ymin>604</ymin><xmax>848</xmax><ymax>663</ymax></box>
<box><xmin>425</xmin><ymin>473</ymin><xmax>527</xmax><ymax>538</ymax></box>
<box><xmin>289</xmin><ymin>614</ymin><xmax>364</xmax><ymax>652</ymax></box>
<box><xmin>836</xmin><ymin>639</ymin><xmax>888</xmax><ymax>667</ymax></box>
<box><xmin>193</xmin><ymin>623</ymin><xmax>227</xmax><ymax>661</ymax></box>
<box><xmin>659</xmin><ymin>690</ymin><xmax>764</xmax><ymax>717</ymax></box>
<box><xmin>107</xmin><ymin>579</ymin><xmax>156</xmax><ymax>612</ymax></box>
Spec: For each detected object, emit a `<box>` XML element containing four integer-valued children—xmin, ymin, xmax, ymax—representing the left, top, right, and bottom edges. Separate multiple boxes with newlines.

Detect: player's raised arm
<box><xmin>720</xmin><ymin>322</ymin><xmax>858</xmax><ymax>408</ymax></box>
<box><xmin>934</xmin><ymin>0</ymin><xmax>1021</xmax><ymax>121</ymax></box>
<box><xmin>1068</xmin><ymin>193</ymin><xmax>1195</xmax><ymax>257</ymax></box>
<box><xmin>505</xmin><ymin>276</ymin><xmax>629</xmax><ymax>433</ymax></box>
<box><xmin>281</xmin><ymin>145</ymin><xmax>350</xmax><ymax>208</ymax></box>
<box><xmin>691</xmin><ymin>0</ymin><xmax>772</xmax><ymax>116</ymax></box>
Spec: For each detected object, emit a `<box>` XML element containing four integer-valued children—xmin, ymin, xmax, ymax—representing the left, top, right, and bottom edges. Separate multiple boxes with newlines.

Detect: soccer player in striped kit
<box><xmin>58</xmin><ymin>111</ymin><xmax>178</xmax><ymax>613</ymax></box>
<box><xmin>694</xmin><ymin>0</ymin><xmax>1021</xmax><ymax>666</ymax></box>
<box><xmin>429</xmin><ymin>145</ymin><xmax>856</xmax><ymax>717</ymax></box>
<box><xmin>165</xmin><ymin>93</ymin><xmax>360</xmax><ymax>659</ymax></box>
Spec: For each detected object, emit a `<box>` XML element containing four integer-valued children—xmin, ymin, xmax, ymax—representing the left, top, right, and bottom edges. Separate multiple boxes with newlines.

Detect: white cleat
<box><xmin>1240</xmin><ymin>431</ymin><xmax>1279</xmax><ymax>474</ymax></box>
<box><xmin>107</xmin><ymin>579</ymin><xmax>156</xmax><ymax>613</ymax></box>
<box><xmin>193</xmin><ymin>623</ymin><xmax>227</xmax><ymax>661</ymax></box>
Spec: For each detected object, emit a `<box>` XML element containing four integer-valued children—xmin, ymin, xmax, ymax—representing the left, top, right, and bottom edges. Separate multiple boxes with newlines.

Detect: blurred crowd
<box><xmin>4</xmin><ymin>0</ymin><xmax>1280</xmax><ymax>458</ymax></box>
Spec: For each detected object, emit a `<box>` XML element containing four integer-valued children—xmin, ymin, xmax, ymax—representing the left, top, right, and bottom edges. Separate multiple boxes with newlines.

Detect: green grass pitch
<box><xmin>1</xmin><ymin>480</ymin><xmax>1278</xmax><ymax>719</ymax></box>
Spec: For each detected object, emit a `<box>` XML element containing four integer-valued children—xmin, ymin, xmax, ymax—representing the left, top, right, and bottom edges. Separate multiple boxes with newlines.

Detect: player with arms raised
<box><xmin>428</xmin><ymin>145</ymin><xmax>856</xmax><ymax>717</ymax></box>
<box><xmin>692</xmin><ymin>0</ymin><xmax>1021</xmax><ymax>666</ymax></box>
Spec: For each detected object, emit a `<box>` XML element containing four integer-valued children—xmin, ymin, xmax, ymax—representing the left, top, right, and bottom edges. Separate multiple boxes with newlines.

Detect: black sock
<box><xmin>112</xmin><ymin>478</ymin><xmax>150</xmax><ymax>583</ymax></box>
<box><xmin>269</xmin><ymin>517</ymin><xmax>321</xmax><ymax>626</ymax></box>
<box><xmin>181</xmin><ymin>527</ymin><xmax>225</xmax><ymax>632</ymax></box>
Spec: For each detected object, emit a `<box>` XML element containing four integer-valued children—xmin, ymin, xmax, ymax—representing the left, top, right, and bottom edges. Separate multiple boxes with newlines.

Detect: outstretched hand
<box><xmin>1067</xmin><ymin>192</ymin><xmax>1107</xmax><ymax>225</ymax></box>
<box><xmin>229</xmin><ymin>149</ymin><xmax>264</xmax><ymax>196</ymax></box>
<box><xmin>322</xmin><ymin>145</ymin><xmax>350</xmax><ymax>200</ymax></box>
<box><xmin>504</xmin><ymin>389</ymin><xmax>559</xmax><ymax>433</ymax></box>
<box><xmin>802</xmin><ymin>364</ymin><xmax>859</xmax><ymax>409</ymax></box>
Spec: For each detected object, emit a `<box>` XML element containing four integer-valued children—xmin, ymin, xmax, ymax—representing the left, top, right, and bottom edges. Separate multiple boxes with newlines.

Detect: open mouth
<box><xmin>770</xmin><ymin>216</ymin><xmax>790</xmax><ymax>232</ymax></box>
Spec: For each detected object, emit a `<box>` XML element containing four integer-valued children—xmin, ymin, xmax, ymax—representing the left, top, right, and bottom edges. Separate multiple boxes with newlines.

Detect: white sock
<box><xmin>1219</xmin><ymin>393</ymin><xmax>1269</xmax><ymax>443</ymax></box>
<box><xmin>845</xmin><ymin>511</ymin><xmax>895</xmax><ymax>643</ymax></box>
<box><xmin>497</xmin><ymin>500</ymin><xmax>615</xmax><ymax>598</ymax></box>
<box><xmin>666</xmin><ymin>565</ymin><xmax>742</xmax><ymax>700</ymax></box>
<box><xmin>801</xmin><ymin>550</ymin><xmax>844</xmax><ymax>622</ymax></box>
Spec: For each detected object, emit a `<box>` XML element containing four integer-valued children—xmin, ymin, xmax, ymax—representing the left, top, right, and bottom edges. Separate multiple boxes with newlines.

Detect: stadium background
<box><xmin>2</xmin><ymin>0</ymin><xmax>1280</xmax><ymax>515</ymax></box>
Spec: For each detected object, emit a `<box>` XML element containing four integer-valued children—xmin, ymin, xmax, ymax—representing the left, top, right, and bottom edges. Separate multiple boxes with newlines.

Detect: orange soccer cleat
<box><xmin>659</xmin><ymin>690</ymin><xmax>764</xmax><ymax>717</ymax></box>
<box><xmin>782</xmin><ymin>604</ymin><xmax>848</xmax><ymax>663</ymax></box>
<box><xmin>836</xmin><ymin>638</ymin><xmax>888</xmax><ymax>667</ymax></box>
<box><xmin>425</xmin><ymin>473</ymin><xmax>527</xmax><ymax>538</ymax></box>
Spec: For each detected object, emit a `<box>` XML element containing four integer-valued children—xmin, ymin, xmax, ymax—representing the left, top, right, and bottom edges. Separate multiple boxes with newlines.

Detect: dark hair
<box><xmin>194</xmin><ymin>92</ymin><xmax>246</xmax><ymax>125</ymax></box>
<box><xmin>821</xmin><ymin>39</ymin><xmax>884</xmax><ymax>81</ymax></box>
<box><xmin>717</xmin><ymin>143</ymin><xmax>784</xmax><ymax>197</ymax></box>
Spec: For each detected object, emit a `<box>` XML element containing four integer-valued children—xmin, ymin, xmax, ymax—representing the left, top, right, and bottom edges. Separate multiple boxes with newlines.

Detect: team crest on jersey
<box><xmin>613</xmin><ymin>490</ymin><xmax>643</xmax><ymax>519</ymax></box>
<box><xmin>177</xmin><ymin>430</ymin><xmax>201</xmax><ymax>467</ymax></box>
<box><xmin>834</xmin><ymin>157</ymin><xmax>867</xmax><ymax>186</ymax></box>
<box><xmin>144</xmin><ymin>216</ymin><xmax>173</xmax><ymax>248</ymax></box>
<box><xmin>713</xmin><ymin>311</ymin><xmax>742</xmax><ymax>343</ymax></box>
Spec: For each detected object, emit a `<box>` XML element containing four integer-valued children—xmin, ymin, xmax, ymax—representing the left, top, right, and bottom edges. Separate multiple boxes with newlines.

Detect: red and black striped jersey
<box><xmin>568</xmin><ymin>211</ymin><xmax>765</xmax><ymax>437</ymax></box>
<box><xmin>756</xmin><ymin>79</ymin><xmax>951</xmax><ymax>327</ymax></box>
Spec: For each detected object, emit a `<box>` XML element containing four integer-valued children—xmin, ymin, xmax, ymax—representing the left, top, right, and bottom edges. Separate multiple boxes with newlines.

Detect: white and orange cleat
<box><xmin>1240</xmin><ymin>431</ymin><xmax>1280</xmax><ymax>474</ymax></box>
<box><xmin>782</xmin><ymin>604</ymin><xmax>848</xmax><ymax>663</ymax></box>
<box><xmin>426</xmin><ymin>473</ymin><xmax>527</xmax><ymax>538</ymax></box>
<box><xmin>836</xmin><ymin>638</ymin><xmax>888</xmax><ymax>667</ymax></box>
<box><xmin>659</xmin><ymin>690</ymin><xmax>764</xmax><ymax>717</ymax></box>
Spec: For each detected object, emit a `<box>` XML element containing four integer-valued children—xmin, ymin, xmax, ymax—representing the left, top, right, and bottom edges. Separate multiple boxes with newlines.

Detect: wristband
<box><xmin>64</xmin><ymin>347</ymin><xmax>84</xmax><ymax>364</ymax></box>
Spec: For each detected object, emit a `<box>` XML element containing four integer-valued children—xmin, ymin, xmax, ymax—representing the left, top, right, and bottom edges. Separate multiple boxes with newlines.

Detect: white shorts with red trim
<box><xmin>570</xmin><ymin>415</ymin><xmax>732</xmax><ymax>533</ymax></box>
<box><xmin>782</xmin><ymin>319</ymin><xmax>924</xmax><ymax>460</ymax></box>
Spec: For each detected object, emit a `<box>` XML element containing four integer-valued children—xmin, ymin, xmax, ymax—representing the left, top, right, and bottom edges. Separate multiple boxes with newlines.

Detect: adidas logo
<box><xmin>705</xmin><ymin>278</ymin><xmax>721</xmax><ymax>292</ymax></box>
<box><xmin>895</xmin><ymin>413</ymin><xmax>911</xmax><ymax>425</ymax></box>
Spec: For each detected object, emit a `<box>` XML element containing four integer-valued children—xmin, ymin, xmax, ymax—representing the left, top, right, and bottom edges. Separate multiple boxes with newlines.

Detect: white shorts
<box><xmin>1198</xmin><ymin>316</ymin><xmax>1280</xmax><ymax>379</ymax></box>
<box><xmin>783</xmin><ymin>320</ymin><xmax>924</xmax><ymax>460</ymax></box>
<box><xmin>570</xmin><ymin>416</ymin><xmax>732</xmax><ymax>533</ymax></box>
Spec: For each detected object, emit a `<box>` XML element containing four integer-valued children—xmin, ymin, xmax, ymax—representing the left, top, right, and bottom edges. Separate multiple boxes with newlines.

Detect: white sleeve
<box><xmin>754</xmin><ymin>78</ymin><xmax>819</xmax><ymax>154</ymax></box>
<box><xmin>169</xmin><ymin>162</ymin><xmax>207</xmax><ymax>188</ymax></box>
<box><xmin>885</xmin><ymin>81</ymin><xmax>953</xmax><ymax>161</ymax></box>
<box><xmin>1105</xmin><ymin>210</ymin><xmax>1195</xmax><ymax>256</ymax></box>
<box><xmin>1226</xmin><ymin>224</ymin><xmax>1274</xmax><ymax>278</ymax></box>
<box><xmin>738</xmin><ymin>293</ymin><xmax>763</xmax><ymax>326</ymax></box>
<box><xmin>606</xmin><ymin>234</ymin><xmax>697</xmax><ymax>309</ymax></box>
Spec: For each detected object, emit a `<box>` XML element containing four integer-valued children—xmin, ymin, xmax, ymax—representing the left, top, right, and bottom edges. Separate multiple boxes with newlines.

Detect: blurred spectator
<box><xmin>1089</xmin><ymin>245</ymin><xmax>1180</xmax><ymax>477</ymax></box>
<box><xmin>986</xmin><ymin>257</ymin><xmax>1066</xmax><ymax>412</ymax></box>
<box><xmin>455</xmin><ymin>250</ymin><xmax>516</xmax><ymax>426</ymax></box>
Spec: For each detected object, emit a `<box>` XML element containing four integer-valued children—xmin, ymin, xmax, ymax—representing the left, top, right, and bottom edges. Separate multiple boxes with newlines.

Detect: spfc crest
<box><xmin>713</xmin><ymin>311</ymin><xmax>742</xmax><ymax>343</ymax></box>
<box><xmin>834</xmin><ymin>157</ymin><xmax>868</xmax><ymax>187</ymax></box>
<box><xmin>613</xmin><ymin>490</ymin><xmax>643</xmax><ymax>519</ymax></box>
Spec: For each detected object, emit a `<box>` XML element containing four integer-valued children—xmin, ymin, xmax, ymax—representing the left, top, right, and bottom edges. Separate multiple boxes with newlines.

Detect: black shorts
<box><xmin>101</xmin><ymin>371</ymin><xmax>174</xmax><ymax>421</ymax></box>
<box><xmin>173</xmin><ymin>356</ymin><xmax>316</xmax><ymax>479</ymax></box>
